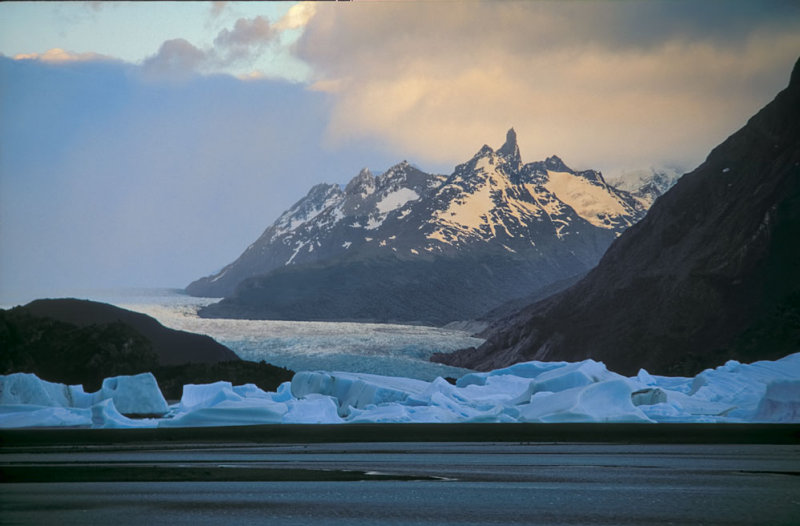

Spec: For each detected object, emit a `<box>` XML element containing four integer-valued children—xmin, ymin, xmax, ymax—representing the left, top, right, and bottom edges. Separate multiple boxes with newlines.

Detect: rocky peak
<box><xmin>474</xmin><ymin>144</ymin><xmax>494</xmax><ymax>158</ymax></box>
<box><xmin>544</xmin><ymin>155</ymin><xmax>570</xmax><ymax>172</ymax></box>
<box><xmin>345</xmin><ymin>168</ymin><xmax>376</xmax><ymax>196</ymax></box>
<box><xmin>380</xmin><ymin>161</ymin><xmax>411</xmax><ymax>182</ymax></box>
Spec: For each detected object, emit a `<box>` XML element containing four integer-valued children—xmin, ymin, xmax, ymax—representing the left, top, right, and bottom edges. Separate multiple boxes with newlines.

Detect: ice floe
<box><xmin>1</xmin><ymin>354</ymin><xmax>799</xmax><ymax>428</ymax></box>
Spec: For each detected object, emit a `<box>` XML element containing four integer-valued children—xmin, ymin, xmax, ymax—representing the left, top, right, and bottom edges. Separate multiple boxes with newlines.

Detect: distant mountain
<box><xmin>1</xmin><ymin>299</ymin><xmax>293</xmax><ymax>397</ymax></box>
<box><xmin>190</xmin><ymin>129</ymin><xmax>664</xmax><ymax>324</ymax></box>
<box><xmin>433</xmin><ymin>58</ymin><xmax>800</xmax><ymax>376</ymax></box>
<box><xmin>605</xmin><ymin>167</ymin><xmax>683</xmax><ymax>207</ymax></box>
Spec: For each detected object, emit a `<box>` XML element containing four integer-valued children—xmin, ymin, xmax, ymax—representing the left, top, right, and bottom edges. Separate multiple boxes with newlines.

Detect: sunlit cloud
<box><xmin>236</xmin><ymin>70</ymin><xmax>266</xmax><ymax>81</ymax></box>
<box><xmin>295</xmin><ymin>1</ymin><xmax>800</xmax><ymax>176</ymax></box>
<box><xmin>13</xmin><ymin>48</ymin><xmax>114</xmax><ymax>63</ymax></box>
<box><xmin>274</xmin><ymin>3</ymin><xmax>317</xmax><ymax>31</ymax></box>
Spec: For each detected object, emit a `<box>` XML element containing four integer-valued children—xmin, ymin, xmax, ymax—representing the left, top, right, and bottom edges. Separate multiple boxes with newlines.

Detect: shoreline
<box><xmin>2</xmin><ymin>423</ymin><xmax>799</xmax><ymax>446</ymax></box>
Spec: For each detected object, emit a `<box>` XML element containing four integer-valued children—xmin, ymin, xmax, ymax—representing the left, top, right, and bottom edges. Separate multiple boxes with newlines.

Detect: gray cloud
<box><xmin>295</xmin><ymin>1</ymin><xmax>800</xmax><ymax>176</ymax></box>
<box><xmin>141</xmin><ymin>38</ymin><xmax>208</xmax><ymax>81</ymax></box>
<box><xmin>214</xmin><ymin>15</ymin><xmax>275</xmax><ymax>48</ymax></box>
<box><xmin>142</xmin><ymin>9</ymin><xmax>306</xmax><ymax>80</ymax></box>
<box><xmin>213</xmin><ymin>15</ymin><xmax>277</xmax><ymax>65</ymax></box>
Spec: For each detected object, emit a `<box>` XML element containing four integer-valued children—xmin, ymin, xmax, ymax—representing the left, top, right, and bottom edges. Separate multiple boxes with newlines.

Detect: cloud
<box><xmin>210</xmin><ymin>1</ymin><xmax>227</xmax><ymax>18</ymax></box>
<box><xmin>274</xmin><ymin>3</ymin><xmax>317</xmax><ymax>31</ymax></box>
<box><xmin>13</xmin><ymin>48</ymin><xmax>114</xmax><ymax>63</ymax></box>
<box><xmin>140</xmin><ymin>39</ymin><xmax>208</xmax><ymax>81</ymax></box>
<box><xmin>294</xmin><ymin>1</ymin><xmax>800</xmax><ymax>175</ymax></box>
<box><xmin>140</xmin><ymin>6</ymin><xmax>316</xmax><ymax>81</ymax></box>
<box><xmin>214</xmin><ymin>15</ymin><xmax>275</xmax><ymax>48</ymax></box>
<box><xmin>0</xmin><ymin>56</ymin><xmax>397</xmax><ymax>295</ymax></box>
<box><xmin>212</xmin><ymin>15</ymin><xmax>277</xmax><ymax>65</ymax></box>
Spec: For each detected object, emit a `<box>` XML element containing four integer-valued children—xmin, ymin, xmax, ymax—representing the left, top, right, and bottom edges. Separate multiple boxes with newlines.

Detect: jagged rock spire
<box><xmin>497</xmin><ymin>127</ymin><xmax>521</xmax><ymax>168</ymax></box>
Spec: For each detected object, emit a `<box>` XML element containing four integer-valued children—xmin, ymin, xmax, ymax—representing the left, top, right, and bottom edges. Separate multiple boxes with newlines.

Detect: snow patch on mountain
<box><xmin>431</xmin><ymin>172</ymin><xmax>498</xmax><ymax>240</ymax></box>
<box><xmin>376</xmin><ymin>187</ymin><xmax>420</xmax><ymax>214</ymax></box>
<box><xmin>544</xmin><ymin>170</ymin><xmax>629</xmax><ymax>228</ymax></box>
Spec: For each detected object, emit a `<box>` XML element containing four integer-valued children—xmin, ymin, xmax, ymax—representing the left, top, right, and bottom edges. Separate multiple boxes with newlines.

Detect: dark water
<box><xmin>2</xmin><ymin>443</ymin><xmax>798</xmax><ymax>525</ymax></box>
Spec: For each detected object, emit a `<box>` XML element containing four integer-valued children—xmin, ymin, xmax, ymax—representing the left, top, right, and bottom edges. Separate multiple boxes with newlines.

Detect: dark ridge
<box><xmin>23</xmin><ymin>298</ymin><xmax>238</xmax><ymax>365</ymax></box>
<box><xmin>1</xmin><ymin>299</ymin><xmax>293</xmax><ymax>396</ymax></box>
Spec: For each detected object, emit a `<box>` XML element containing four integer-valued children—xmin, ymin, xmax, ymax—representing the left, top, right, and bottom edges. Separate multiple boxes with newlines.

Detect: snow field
<box><xmin>1</xmin><ymin>354</ymin><xmax>798</xmax><ymax>428</ymax></box>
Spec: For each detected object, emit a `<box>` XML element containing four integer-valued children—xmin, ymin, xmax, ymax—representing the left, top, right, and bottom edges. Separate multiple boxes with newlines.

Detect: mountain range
<box><xmin>190</xmin><ymin>129</ymin><xmax>675</xmax><ymax>324</ymax></box>
<box><xmin>433</xmin><ymin>57</ymin><xmax>800</xmax><ymax>376</ymax></box>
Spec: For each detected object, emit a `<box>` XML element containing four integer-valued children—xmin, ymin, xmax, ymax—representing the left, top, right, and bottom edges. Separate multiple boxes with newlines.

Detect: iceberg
<box><xmin>0</xmin><ymin>373</ymin><xmax>91</xmax><ymax>408</ymax></box>
<box><xmin>97</xmin><ymin>373</ymin><xmax>168</xmax><ymax>415</ymax></box>
<box><xmin>754</xmin><ymin>380</ymin><xmax>800</xmax><ymax>422</ymax></box>
<box><xmin>1</xmin><ymin>352</ymin><xmax>798</xmax><ymax>428</ymax></box>
<box><xmin>0</xmin><ymin>372</ymin><xmax>166</xmax><ymax>428</ymax></box>
<box><xmin>518</xmin><ymin>380</ymin><xmax>653</xmax><ymax>423</ymax></box>
<box><xmin>291</xmin><ymin>371</ymin><xmax>430</xmax><ymax>416</ymax></box>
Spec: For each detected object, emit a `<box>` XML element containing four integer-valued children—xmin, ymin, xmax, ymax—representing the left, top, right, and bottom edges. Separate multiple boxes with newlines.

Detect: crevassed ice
<box><xmin>2</xmin><ymin>353</ymin><xmax>798</xmax><ymax>428</ymax></box>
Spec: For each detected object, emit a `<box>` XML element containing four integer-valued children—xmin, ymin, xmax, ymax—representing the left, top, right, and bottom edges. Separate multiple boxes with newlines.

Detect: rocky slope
<box><xmin>433</xmin><ymin>58</ymin><xmax>800</xmax><ymax>376</ymax></box>
<box><xmin>192</xmin><ymin>130</ymin><xmax>660</xmax><ymax>324</ymax></box>
<box><xmin>23</xmin><ymin>298</ymin><xmax>237</xmax><ymax>365</ymax></box>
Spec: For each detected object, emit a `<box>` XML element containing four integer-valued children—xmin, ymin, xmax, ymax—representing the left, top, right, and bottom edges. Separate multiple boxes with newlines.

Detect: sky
<box><xmin>1</xmin><ymin>1</ymin><xmax>799</xmax><ymax>301</ymax></box>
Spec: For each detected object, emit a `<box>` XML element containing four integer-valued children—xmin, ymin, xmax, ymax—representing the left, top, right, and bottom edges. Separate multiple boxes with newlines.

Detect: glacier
<box><xmin>1</xmin><ymin>353</ymin><xmax>799</xmax><ymax>428</ymax></box>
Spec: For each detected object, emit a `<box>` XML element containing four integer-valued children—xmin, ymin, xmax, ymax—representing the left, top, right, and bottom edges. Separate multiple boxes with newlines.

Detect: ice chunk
<box><xmin>631</xmin><ymin>387</ymin><xmax>668</xmax><ymax>406</ymax></box>
<box><xmin>91</xmin><ymin>398</ymin><xmax>158</xmax><ymax>429</ymax></box>
<box><xmin>636</xmin><ymin>389</ymin><xmax>737</xmax><ymax>423</ymax></box>
<box><xmin>456</xmin><ymin>374</ymin><xmax>535</xmax><ymax>406</ymax></box>
<box><xmin>688</xmin><ymin>353</ymin><xmax>800</xmax><ymax>420</ymax></box>
<box><xmin>178</xmin><ymin>381</ymin><xmax>243</xmax><ymax>411</ymax></box>
<box><xmin>518</xmin><ymin>380</ymin><xmax>653</xmax><ymax>423</ymax></box>
<box><xmin>457</xmin><ymin>361</ymin><xmax>567</xmax><ymax>387</ymax></box>
<box><xmin>636</xmin><ymin>369</ymin><xmax>658</xmax><ymax>386</ymax></box>
<box><xmin>283</xmin><ymin>394</ymin><xmax>342</xmax><ymax>424</ymax></box>
<box><xmin>291</xmin><ymin>371</ymin><xmax>429</xmax><ymax>415</ymax></box>
<box><xmin>161</xmin><ymin>398</ymin><xmax>287</xmax><ymax>427</ymax></box>
<box><xmin>754</xmin><ymin>380</ymin><xmax>800</xmax><ymax>422</ymax></box>
<box><xmin>0</xmin><ymin>373</ymin><xmax>86</xmax><ymax>408</ymax></box>
<box><xmin>0</xmin><ymin>405</ymin><xmax>91</xmax><ymax>428</ymax></box>
<box><xmin>270</xmin><ymin>382</ymin><xmax>294</xmax><ymax>403</ymax></box>
<box><xmin>95</xmin><ymin>373</ymin><xmax>168</xmax><ymax>415</ymax></box>
<box><xmin>232</xmin><ymin>383</ymin><xmax>272</xmax><ymax>399</ymax></box>
<box><xmin>530</xmin><ymin>360</ymin><xmax>622</xmax><ymax>394</ymax></box>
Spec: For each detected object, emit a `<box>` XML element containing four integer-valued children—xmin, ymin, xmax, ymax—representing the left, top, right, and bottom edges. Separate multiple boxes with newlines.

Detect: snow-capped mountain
<box><xmin>189</xmin><ymin>129</ymin><xmax>659</xmax><ymax>324</ymax></box>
